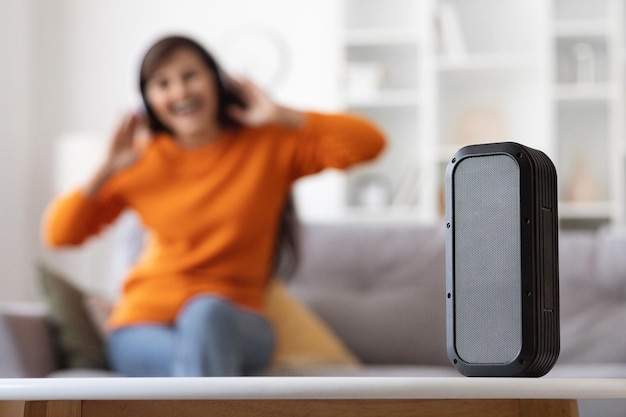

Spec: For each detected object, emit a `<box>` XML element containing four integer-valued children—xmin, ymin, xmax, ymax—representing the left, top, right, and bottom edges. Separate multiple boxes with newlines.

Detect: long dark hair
<box><xmin>138</xmin><ymin>35</ymin><xmax>299</xmax><ymax>277</ymax></box>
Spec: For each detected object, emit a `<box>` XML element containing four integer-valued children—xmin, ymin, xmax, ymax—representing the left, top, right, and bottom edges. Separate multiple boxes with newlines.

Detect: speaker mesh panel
<box><xmin>454</xmin><ymin>154</ymin><xmax>522</xmax><ymax>364</ymax></box>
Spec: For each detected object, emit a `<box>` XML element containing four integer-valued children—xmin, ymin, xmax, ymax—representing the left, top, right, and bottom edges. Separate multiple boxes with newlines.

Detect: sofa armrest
<box><xmin>0</xmin><ymin>303</ymin><xmax>59</xmax><ymax>377</ymax></box>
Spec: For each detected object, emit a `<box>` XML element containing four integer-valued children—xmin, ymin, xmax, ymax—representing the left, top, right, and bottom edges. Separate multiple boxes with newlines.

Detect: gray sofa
<box><xmin>1</xmin><ymin>221</ymin><xmax>625</xmax><ymax>416</ymax></box>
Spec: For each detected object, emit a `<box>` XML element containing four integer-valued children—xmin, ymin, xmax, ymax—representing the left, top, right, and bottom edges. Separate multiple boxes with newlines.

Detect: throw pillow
<box><xmin>37</xmin><ymin>264</ymin><xmax>109</xmax><ymax>370</ymax></box>
<box><xmin>265</xmin><ymin>280</ymin><xmax>359</xmax><ymax>367</ymax></box>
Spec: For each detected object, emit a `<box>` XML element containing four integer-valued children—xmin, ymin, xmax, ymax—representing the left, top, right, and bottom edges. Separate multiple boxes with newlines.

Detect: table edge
<box><xmin>0</xmin><ymin>377</ymin><xmax>623</xmax><ymax>401</ymax></box>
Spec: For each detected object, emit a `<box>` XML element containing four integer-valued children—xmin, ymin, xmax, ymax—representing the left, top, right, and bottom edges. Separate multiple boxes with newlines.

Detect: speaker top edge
<box><xmin>446</xmin><ymin>142</ymin><xmax>528</xmax><ymax>184</ymax></box>
<box><xmin>449</xmin><ymin>142</ymin><xmax>530</xmax><ymax>163</ymax></box>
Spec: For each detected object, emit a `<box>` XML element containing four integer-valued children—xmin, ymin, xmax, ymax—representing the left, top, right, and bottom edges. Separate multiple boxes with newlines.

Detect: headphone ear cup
<box><xmin>217</xmin><ymin>70</ymin><xmax>248</xmax><ymax>110</ymax></box>
<box><xmin>138</xmin><ymin>96</ymin><xmax>163</xmax><ymax>133</ymax></box>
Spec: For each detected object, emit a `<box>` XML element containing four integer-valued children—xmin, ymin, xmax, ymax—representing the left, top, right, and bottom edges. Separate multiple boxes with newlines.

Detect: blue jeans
<box><xmin>107</xmin><ymin>296</ymin><xmax>275</xmax><ymax>377</ymax></box>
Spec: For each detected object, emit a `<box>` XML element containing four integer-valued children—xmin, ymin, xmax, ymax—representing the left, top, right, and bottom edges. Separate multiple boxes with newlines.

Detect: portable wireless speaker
<box><xmin>445</xmin><ymin>142</ymin><xmax>559</xmax><ymax>377</ymax></box>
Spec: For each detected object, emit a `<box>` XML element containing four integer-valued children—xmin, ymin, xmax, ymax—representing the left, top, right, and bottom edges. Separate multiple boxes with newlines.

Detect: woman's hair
<box><xmin>139</xmin><ymin>35</ymin><xmax>246</xmax><ymax>132</ymax></box>
<box><xmin>273</xmin><ymin>194</ymin><xmax>300</xmax><ymax>279</ymax></box>
<box><xmin>138</xmin><ymin>35</ymin><xmax>299</xmax><ymax>277</ymax></box>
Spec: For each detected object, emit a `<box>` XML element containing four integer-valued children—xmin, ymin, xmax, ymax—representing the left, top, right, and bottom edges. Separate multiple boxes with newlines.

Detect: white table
<box><xmin>0</xmin><ymin>377</ymin><xmax>624</xmax><ymax>417</ymax></box>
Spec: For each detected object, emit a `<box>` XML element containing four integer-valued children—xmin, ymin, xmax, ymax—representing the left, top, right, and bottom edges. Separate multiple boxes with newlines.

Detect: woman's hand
<box><xmin>104</xmin><ymin>111</ymin><xmax>145</xmax><ymax>172</ymax></box>
<box><xmin>227</xmin><ymin>78</ymin><xmax>305</xmax><ymax>129</ymax></box>
<box><xmin>83</xmin><ymin>111</ymin><xmax>146</xmax><ymax>198</ymax></box>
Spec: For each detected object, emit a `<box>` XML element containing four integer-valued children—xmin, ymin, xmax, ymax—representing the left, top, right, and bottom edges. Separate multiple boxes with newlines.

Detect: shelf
<box><xmin>344</xmin><ymin>89</ymin><xmax>420</xmax><ymax>108</ymax></box>
<box><xmin>553</xmin><ymin>20</ymin><xmax>611</xmax><ymax>37</ymax></box>
<box><xmin>437</xmin><ymin>54</ymin><xmax>532</xmax><ymax>72</ymax></box>
<box><xmin>559</xmin><ymin>201</ymin><xmax>613</xmax><ymax>219</ymax></box>
<box><xmin>345</xmin><ymin>28</ymin><xmax>419</xmax><ymax>45</ymax></box>
<box><xmin>554</xmin><ymin>84</ymin><xmax>612</xmax><ymax>101</ymax></box>
<box><xmin>330</xmin><ymin>0</ymin><xmax>626</xmax><ymax>228</ymax></box>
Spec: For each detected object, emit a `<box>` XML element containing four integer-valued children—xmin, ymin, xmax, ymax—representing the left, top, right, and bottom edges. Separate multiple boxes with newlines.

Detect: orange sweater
<box><xmin>43</xmin><ymin>112</ymin><xmax>385</xmax><ymax>328</ymax></box>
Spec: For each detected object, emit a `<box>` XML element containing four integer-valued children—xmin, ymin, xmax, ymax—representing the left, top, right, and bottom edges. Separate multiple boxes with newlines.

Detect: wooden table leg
<box><xmin>23</xmin><ymin>401</ymin><xmax>81</xmax><ymax>417</ymax></box>
<box><xmin>0</xmin><ymin>401</ymin><xmax>25</xmax><ymax>417</ymax></box>
<box><xmin>20</xmin><ymin>398</ymin><xmax>579</xmax><ymax>417</ymax></box>
<box><xmin>520</xmin><ymin>399</ymin><xmax>580</xmax><ymax>417</ymax></box>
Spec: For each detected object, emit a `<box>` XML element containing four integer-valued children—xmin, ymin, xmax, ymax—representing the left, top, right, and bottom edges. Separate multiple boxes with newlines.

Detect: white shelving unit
<box><xmin>550</xmin><ymin>0</ymin><xmax>625</xmax><ymax>228</ymax></box>
<box><xmin>331</xmin><ymin>0</ymin><xmax>625</xmax><ymax>228</ymax></box>
<box><xmin>432</xmin><ymin>0</ymin><xmax>548</xmax><ymax>220</ymax></box>
<box><xmin>339</xmin><ymin>0</ymin><xmax>428</xmax><ymax>220</ymax></box>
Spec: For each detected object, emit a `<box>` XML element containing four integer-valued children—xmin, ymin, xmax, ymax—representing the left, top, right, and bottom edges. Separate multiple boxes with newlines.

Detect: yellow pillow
<box><xmin>265</xmin><ymin>280</ymin><xmax>359</xmax><ymax>367</ymax></box>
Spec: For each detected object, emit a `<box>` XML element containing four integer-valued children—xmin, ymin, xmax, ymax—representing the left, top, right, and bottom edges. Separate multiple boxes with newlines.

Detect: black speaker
<box><xmin>445</xmin><ymin>142</ymin><xmax>559</xmax><ymax>377</ymax></box>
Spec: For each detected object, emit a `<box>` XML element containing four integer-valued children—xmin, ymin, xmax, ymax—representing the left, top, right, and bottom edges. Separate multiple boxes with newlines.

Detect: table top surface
<box><xmin>0</xmin><ymin>377</ymin><xmax>624</xmax><ymax>401</ymax></box>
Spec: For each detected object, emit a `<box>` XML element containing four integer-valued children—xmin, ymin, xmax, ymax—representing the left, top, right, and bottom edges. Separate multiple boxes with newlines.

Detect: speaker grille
<box><xmin>454</xmin><ymin>154</ymin><xmax>522</xmax><ymax>364</ymax></box>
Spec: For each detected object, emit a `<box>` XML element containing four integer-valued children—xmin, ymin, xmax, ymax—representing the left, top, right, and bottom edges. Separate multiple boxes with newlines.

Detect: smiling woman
<box><xmin>139</xmin><ymin>36</ymin><xmax>247</xmax><ymax>143</ymax></box>
<box><xmin>144</xmin><ymin>48</ymin><xmax>225</xmax><ymax>146</ymax></box>
<box><xmin>139</xmin><ymin>37</ymin><xmax>304</xmax><ymax>148</ymax></box>
<box><xmin>41</xmin><ymin>35</ymin><xmax>386</xmax><ymax>378</ymax></box>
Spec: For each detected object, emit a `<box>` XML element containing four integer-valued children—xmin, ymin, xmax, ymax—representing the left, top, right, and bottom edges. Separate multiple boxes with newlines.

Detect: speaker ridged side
<box><xmin>524</xmin><ymin>148</ymin><xmax>560</xmax><ymax>377</ymax></box>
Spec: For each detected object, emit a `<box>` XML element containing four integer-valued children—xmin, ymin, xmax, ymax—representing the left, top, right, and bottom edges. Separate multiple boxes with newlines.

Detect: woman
<box><xmin>43</xmin><ymin>35</ymin><xmax>385</xmax><ymax>377</ymax></box>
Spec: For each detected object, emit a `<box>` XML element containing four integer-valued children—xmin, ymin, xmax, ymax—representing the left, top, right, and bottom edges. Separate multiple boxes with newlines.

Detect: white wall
<box><xmin>0</xmin><ymin>1</ymin><xmax>38</xmax><ymax>301</ymax></box>
<box><xmin>13</xmin><ymin>0</ymin><xmax>342</xmax><ymax>299</ymax></box>
<box><xmin>58</xmin><ymin>0</ymin><xmax>342</xmax><ymax>131</ymax></box>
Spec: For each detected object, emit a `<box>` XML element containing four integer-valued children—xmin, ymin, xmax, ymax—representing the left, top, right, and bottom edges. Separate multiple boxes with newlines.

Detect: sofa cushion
<box><xmin>287</xmin><ymin>221</ymin><xmax>451</xmax><ymax>367</ymax></box>
<box><xmin>558</xmin><ymin>231</ymin><xmax>626</xmax><ymax>364</ymax></box>
<box><xmin>37</xmin><ymin>264</ymin><xmax>109</xmax><ymax>370</ymax></box>
<box><xmin>0</xmin><ymin>303</ymin><xmax>59</xmax><ymax>377</ymax></box>
<box><xmin>289</xmin><ymin>222</ymin><xmax>626</xmax><ymax>369</ymax></box>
